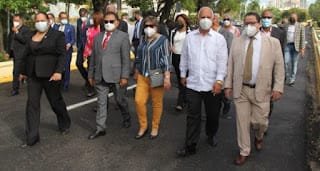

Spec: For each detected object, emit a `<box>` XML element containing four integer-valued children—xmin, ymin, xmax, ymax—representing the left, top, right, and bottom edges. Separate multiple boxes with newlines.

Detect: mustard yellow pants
<box><xmin>135</xmin><ymin>74</ymin><xmax>164</xmax><ymax>130</ymax></box>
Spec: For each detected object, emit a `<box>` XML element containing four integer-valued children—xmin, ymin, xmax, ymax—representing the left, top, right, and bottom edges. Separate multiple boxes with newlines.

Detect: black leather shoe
<box><xmin>9</xmin><ymin>90</ymin><xmax>19</xmax><ymax>97</ymax></box>
<box><xmin>135</xmin><ymin>129</ymin><xmax>148</xmax><ymax>139</ymax></box>
<box><xmin>176</xmin><ymin>147</ymin><xmax>196</xmax><ymax>157</ymax></box>
<box><xmin>149</xmin><ymin>134</ymin><xmax>158</xmax><ymax>140</ymax></box>
<box><xmin>122</xmin><ymin>121</ymin><xmax>131</xmax><ymax>128</ymax></box>
<box><xmin>61</xmin><ymin>128</ymin><xmax>70</xmax><ymax>135</ymax></box>
<box><xmin>207</xmin><ymin>136</ymin><xmax>218</xmax><ymax>147</ymax></box>
<box><xmin>88</xmin><ymin>130</ymin><xmax>106</xmax><ymax>140</ymax></box>
<box><xmin>20</xmin><ymin>139</ymin><xmax>39</xmax><ymax>148</ymax></box>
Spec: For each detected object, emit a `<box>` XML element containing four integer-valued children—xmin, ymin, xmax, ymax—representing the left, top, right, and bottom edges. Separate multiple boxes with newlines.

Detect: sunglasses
<box><xmin>262</xmin><ymin>16</ymin><xmax>272</xmax><ymax>19</ymax></box>
<box><xmin>144</xmin><ymin>24</ymin><xmax>155</xmax><ymax>28</ymax></box>
<box><xmin>104</xmin><ymin>20</ymin><xmax>115</xmax><ymax>24</ymax></box>
<box><xmin>223</xmin><ymin>18</ymin><xmax>230</xmax><ymax>21</ymax></box>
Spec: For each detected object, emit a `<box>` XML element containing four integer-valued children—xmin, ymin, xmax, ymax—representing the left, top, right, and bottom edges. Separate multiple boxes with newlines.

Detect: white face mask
<box><xmin>61</xmin><ymin>19</ymin><xmax>68</xmax><ymax>25</ymax></box>
<box><xmin>81</xmin><ymin>17</ymin><xmax>88</xmax><ymax>22</ymax></box>
<box><xmin>35</xmin><ymin>21</ymin><xmax>48</xmax><ymax>32</ymax></box>
<box><xmin>199</xmin><ymin>18</ymin><xmax>212</xmax><ymax>30</ymax></box>
<box><xmin>245</xmin><ymin>24</ymin><xmax>258</xmax><ymax>37</ymax></box>
<box><xmin>13</xmin><ymin>21</ymin><xmax>20</xmax><ymax>27</ymax></box>
<box><xmin>223</xmin><ymin>20</ymin><xmax>231</xmax><ymax>26</ymax></box>
<box><xmin>144</xmin><ymin>27</ymin><xmax>156</xmax><ymax>37</ymax></box>
<box><xmin>89</xmin><ymin>19</ymin><xmax>94</xmax><ymax>25</ymax></box>
<box><xmin>104</xmin><ymin>23</ymin><xmax>115</xmax><ymax>31</ymax></box>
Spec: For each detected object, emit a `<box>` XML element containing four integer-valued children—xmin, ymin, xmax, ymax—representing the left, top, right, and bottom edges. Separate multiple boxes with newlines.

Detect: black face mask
<box><xmin>289</xmin><ymin>17</ymin><xmax>296</xmax><ymax>24</ymax></box>
<box><xmin>175</xmin><ymin>22</ymin><xmax>184</xmax><ymax>30</ymax></box>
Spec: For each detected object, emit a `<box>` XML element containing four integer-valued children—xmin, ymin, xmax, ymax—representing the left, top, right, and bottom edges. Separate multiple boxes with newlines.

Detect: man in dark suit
<box><xmin>87</xmin><ymin>12</ymin><xmax>131</xmax><ymax>140</ymax></box>
<box><xmin>48</xmin><ymin>13</ymin><xmax>59</xmax><ymax>28</ymax></box>
<box><xmin>8</xmin><ymin>14</ymin><xmax>31</xmax><ymax>96</ymax></box>
<box><xmin>76</xmin><ymin>8</ymin><xmax>94</xmax><ymax>96</ymax></box>
<box><xmin>54</xmin><ymin>12</ymin><xmax>76</xmax><ymax>91</ymax></box>
<box><xmin>260</xmin><ymin>9</ymin><xmax>286</xmax><ymax>118</ymax></box>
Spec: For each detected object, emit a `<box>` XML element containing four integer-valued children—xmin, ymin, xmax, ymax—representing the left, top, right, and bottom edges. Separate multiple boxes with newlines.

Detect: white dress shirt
<box><xmin>287</xmin><ymin>25</ymin><xmax>295</xmax><ymax>43</ymax></box>
<box><xmin>173</xmin><ymin>31</ymin><xmax>186</xmax><ymax>54</ymax></box>
<box><xmin>180</xmin><ymin>29</ymin><xmax>228</xmax><ymax>92</ymax></box>
<box><xmin>244</xmin><ymin>32</ymin><xmax>262</xmax><ymax>85</ymax></box>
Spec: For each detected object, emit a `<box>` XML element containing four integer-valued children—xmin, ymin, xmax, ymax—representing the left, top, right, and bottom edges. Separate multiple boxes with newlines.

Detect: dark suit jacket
<box><xmin>8</xmin><ymin>25</ymin><xmax>32</xmax><ymax>59</ymax></box>
<box><xmin>271</xmin><ymin>26</ymin><xmax>286</xmax><ymax>55</ymax></box>
<box><xmin>88</xmin><ymin>29</ymin><xmax>130</xmax><ymax>83</ymax></box>
<box><xmin>20</xmin><ymin>28</ymin><xmax>67</xmax><ymax>78</ymax></box>
<box><xmin>76</xmin><ymin>18</ymin><xmax>90</xmax><ymax>49</ymax></box>
<box><xmin>53</xmin><ymin>24</ymin><xmax>76</xmax><ymax>52</ymax></box>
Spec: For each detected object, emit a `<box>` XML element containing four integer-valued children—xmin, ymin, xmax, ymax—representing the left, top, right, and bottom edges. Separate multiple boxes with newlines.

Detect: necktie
<box><xmin>133</xmin><ymin>21</ymin><xmax>139</xmax><ymax>39</ymax></box>
<box><xmin>102</xmin><ymin>32</ymin><xmax>111</xmax><ymax>49</ymax></box>
<box><xmin>82</xmin><ymin>22</ymin><xmax>86</xmax><ymax>30</ymax></box>
<box><xmin>244</xmin><ymin>37</ymin><xmax>254</xmax><ymax>82</ymax></box>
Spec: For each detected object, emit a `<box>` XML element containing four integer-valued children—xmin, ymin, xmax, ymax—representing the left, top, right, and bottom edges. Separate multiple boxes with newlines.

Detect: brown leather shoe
<box><xmin>254</xmin><ymin>138</ymin><xmax>263</xmax><ymax>151</ymax></box>
<box><xmin>234</xmin><ymin>154</ymin><xmax>249</xmax><ymax>165</ymax></box>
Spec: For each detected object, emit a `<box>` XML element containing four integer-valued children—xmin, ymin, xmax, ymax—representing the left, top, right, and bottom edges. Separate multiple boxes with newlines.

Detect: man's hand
<box><xmin>19</xmin><ymin>74</ymin><xmax>26</xmax><ymax>81</ymax></box>
<box><xmin>49</xmin><ymin>73</ymin><xmax>62</xmax><ymax>81</ymax></box>
<box><xmin>271</xmin><ymin>91</ymin><xmax>282</xmax><ymax>101</ymax></box>
<box><xmin>300</xmin><ymin>49</ymin><xmax>305</xmax><ymax>58</ymax></box>
<box><xmin>66</xmin><ymin>44</ymin><xmax>71</xmax><ymax>51</ymax></box>
<box><xmin>212</xmin><ymin>82</ymin><xmax>222</xmax><ymax>95</ymax></box>
<box><xmin>169</xmin><ymin>45</ymin><xmax>174</xmax><ymax>53</ymax></box>
<box><xmin>164</xmin><ymin>77</ymin><xmax>171</xmax><ymax>90</ymax></box>
<box><xmin>88</xmin><ymin>78</ymin><xmax>95</xmax><ymax>86</ymax></box>
<box><xmin>181</xmin><ymin>77</ymin><xmax>186</xmax><ymax>87</ymax></box>
<box><xmin>224</xmin><ymin>88</ymin><xmax>233</xmax><ymax>99</ymax></box>
<box><xmin>12</xmin><ymin>26</ymin><xmax>18</xmax><ymax>33</ymax></box>
<box><xmin>120</xmin><ymin>78</ymin><xmax>128</xmax><ymax>88</ymax></box>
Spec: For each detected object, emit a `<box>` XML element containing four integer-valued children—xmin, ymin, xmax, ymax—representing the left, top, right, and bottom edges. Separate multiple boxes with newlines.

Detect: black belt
<box><xmin>242</xmin><ymin>83</ymin><xmax>256</xmax><ymax>88</ymax></box>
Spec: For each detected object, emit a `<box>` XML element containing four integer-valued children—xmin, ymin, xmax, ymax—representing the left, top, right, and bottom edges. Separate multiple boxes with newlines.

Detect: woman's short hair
<box><xmin>175</xmin><ymin>14</ymin><xmax>190</xmax><ymax>26</ymax></box>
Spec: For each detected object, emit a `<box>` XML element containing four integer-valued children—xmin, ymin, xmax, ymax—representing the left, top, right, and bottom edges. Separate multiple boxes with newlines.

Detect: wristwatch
<box><xmin>216</xmin><ymin>80</ymin><xmax>224</xmax><ymax>86</ymax></box>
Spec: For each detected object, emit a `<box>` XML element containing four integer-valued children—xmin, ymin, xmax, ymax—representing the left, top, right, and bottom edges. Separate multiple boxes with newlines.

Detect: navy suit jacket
<box><xmin>76</xmin><ymin>18</ymin><xmax>90</xmax><ymax>49</ymax></box>
<box><xmin>54</xmin><ymin>23</ymin><xmax>75</xmax><ymax>52</ymax></box>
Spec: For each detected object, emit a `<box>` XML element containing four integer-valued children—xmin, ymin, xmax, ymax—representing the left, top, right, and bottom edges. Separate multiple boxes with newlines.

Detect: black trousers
<box><xmin>25</xmin><ymin>76</ymin><xmax>71</xmax><ymax>144</ymax></box>
<box><xmin>12</xmin><ymin>58</ymin><xmax>21</xmax><ymax>91</ymax></box>
<box><xmin>76</xmin><ymin>47</ymin><xmax>94</xmax><ymax>91</ymax></box>
<box><xmin>185</xmin><ymin>88</ymin><xmax>222</xmax><ymax>147</ymax></box>
<box><xmin>172</xmin><ymin>53</ymin><xmax>187</xmax><ymax>106</ymax></box>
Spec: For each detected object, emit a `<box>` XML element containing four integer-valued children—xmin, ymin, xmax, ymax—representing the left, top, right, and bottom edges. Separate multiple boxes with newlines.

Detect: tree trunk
<box><xmin>0</xmin><ymin>20</ymin><xmax>4</xmax><ymax>52</ymax></box>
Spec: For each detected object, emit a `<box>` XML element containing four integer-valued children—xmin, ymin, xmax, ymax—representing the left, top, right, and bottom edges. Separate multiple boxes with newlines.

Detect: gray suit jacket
<box><xmin>88</xmin><ymin>29</ymin><xmax>130</xmax><ymax>84</ymax></box>
<box><xmin>225</xmin><ymin>34</ymin><xmax>285</xmax><ymax>102</ymax></box>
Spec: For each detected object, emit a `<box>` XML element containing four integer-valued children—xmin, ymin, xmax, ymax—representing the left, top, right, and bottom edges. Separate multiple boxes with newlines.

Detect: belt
<box><xmin>242</xmin><ymin>83</ymin><xmax>256</xmax><ymax>88</ymax></box>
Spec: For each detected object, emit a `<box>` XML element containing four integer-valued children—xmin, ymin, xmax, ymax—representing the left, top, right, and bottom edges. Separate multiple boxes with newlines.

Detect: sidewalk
<box><xmin>0</xmin><ymin>53</ymin><xmax>78</xmax><ymax>83</ymax></box>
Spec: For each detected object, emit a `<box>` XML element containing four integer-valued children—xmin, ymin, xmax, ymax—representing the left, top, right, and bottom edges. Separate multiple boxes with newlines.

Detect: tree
<box><xmin>214</xmin><ymin>0</ymin><xmax>246</xmax><ymax>17</ymax></box>
<box><xmin>247</xmin><ymin>0</ymin><xmax>260</xmax><ymax>13</ymax></box>
<box><xmin>309</xmin><ymin>0</ymin><xmax>320</xmax><ymax>25</ymax></box>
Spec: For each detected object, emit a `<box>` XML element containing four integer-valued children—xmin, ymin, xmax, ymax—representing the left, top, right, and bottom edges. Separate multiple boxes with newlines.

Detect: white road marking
<box><xmin>66</xmin><ymin>84</ymin><xmax>136</xmax><ymax>111</ymax></box>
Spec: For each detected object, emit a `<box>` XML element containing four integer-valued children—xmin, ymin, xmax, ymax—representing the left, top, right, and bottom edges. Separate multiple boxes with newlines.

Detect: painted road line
<box><xmin>66</xmin><ymin>84</ymin><xmax>136</xmax><ymax>111</ymax></box>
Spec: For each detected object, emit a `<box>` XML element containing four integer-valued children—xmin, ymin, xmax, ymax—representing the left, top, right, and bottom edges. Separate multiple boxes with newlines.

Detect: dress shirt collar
<box><xmin>245</xmin><ymin>31</ymin><xmax>261</xmax><ymax>41</ymax></box>
<box><xmin>195</xmin><ymin>28</ymin><xmax>214</xmax><ymax>36</ymax></box>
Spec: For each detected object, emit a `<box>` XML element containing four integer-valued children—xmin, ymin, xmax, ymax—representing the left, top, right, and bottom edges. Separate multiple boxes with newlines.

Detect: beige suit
<box><xmin>225</xmin><ymin>33</ymin><xmax>285</xmax><ymax>156</ymax></box>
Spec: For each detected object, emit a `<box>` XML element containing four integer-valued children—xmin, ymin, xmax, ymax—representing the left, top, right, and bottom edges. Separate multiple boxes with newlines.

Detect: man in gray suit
<box><xmin>88</xmin><ymin>12</ymin><xmax>131</xmax><ymax>140</ymax></box>
<box><xmin>224</xmin><ymin>12</ymin><xmax>284</xmax><ymax>165</ymax></box>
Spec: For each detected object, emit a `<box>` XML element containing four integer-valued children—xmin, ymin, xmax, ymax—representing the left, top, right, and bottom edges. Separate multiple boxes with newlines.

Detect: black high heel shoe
<box><xmin>135</xmin><ymin>128</ymin><xmax>148</xmax><ymax>139</ymax></box>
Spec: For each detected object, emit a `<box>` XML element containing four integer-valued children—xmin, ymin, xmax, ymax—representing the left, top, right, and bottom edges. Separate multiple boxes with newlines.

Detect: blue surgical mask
<box><xmin>262</xmin><ymin>18</ymin><xmax>272</xmax><ymax>28</ymax></box>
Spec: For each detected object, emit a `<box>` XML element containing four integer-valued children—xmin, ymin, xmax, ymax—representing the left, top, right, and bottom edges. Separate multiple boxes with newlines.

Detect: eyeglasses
<box><xmin>200</xmin><ymin>16</ymin><xmax>211</xmax><ymax>19</ymax></box>
<box><xmin>223</xmin><ymin>18</ymin><xmax>230</xmax><ymax>21</ymax></box>
<box><xmin>262</xmin><ymin>16</ymin><xmax>272</xmax><ymax>19</ymax></box>
<box><xmin>144</xmin><ymin>24</ymin><xmax>155</xmax><ymax>28</ymax></box>
<box><xmin>104</xmin><ymin>20</ymin><xmax>115</xmax><ymax>24</ymax></box>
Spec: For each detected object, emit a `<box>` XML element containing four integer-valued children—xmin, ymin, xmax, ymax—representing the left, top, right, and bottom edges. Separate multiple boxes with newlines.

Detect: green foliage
<box><xmin>247</xmin><ymin>0</ymin><xmax>260</xmax><ymax>13</ymax></box>
<box><xmin>125</xmin><ymin>0</ymin><xmax>154</xmax><ymax>12</ymax></box>
<box><xmin>0</xmin><ymin>51</ymin><xmax>9</xmax><ymax>62</ymax></box>
<box><xmin>309</xmin><ymin>0</ymin><xmax>320</xmax><ymax>25</ymax></box>
<box><xmin>181</xmin><ymin>0</ymin><xmax>197</xmax><ymax>13</ymax></box>
<box><xmin>213</xmin><ymin>0</ymin><xmax>246</xmax><ymax>18</ymax></box>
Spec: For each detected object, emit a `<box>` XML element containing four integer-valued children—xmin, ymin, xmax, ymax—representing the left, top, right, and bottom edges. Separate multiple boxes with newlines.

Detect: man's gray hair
<box><xmin>197</xmin><ymin>6</ymin><xmax>214</xmax><ymax>19</ymax></box>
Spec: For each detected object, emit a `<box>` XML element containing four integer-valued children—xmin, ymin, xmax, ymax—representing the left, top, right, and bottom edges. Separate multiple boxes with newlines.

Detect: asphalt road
<box><xmin>0</xmin><ymin>36</ymin><xmax>311</xmax><ymax>171</ymax></box>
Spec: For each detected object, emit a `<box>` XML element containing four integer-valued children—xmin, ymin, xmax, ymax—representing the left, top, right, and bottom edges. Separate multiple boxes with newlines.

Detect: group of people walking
<box><xmin>7</xmin><ymin>4</ymin><xmax>305</xmax><ymax>166</ymax></box>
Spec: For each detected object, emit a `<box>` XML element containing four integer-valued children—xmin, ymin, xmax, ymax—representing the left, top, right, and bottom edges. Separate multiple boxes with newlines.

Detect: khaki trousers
<box><xmin>135</xmin><ymin>74</ymin><xmax>164</xmax><ymax>130</ymax></box>
<box><xmin>234</xmin><ymin>86</ymin><xmax>270</xmax><ymax>156</ymax></box>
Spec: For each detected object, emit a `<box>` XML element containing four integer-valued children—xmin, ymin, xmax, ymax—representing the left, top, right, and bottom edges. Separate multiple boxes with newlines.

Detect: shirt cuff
<box><xmin>216</xmin><ymin>75</ymin><xmax>224</xmax><ymax>82</ymax></box>
<box><xmin>181</xmin><ymin>71</ymin><xmax>187</xmax><ymax>78</ymax></box>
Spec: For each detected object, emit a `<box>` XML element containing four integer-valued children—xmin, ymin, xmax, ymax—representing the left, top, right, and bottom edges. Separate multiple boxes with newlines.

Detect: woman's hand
<box><xmin>163</xmin><ymin>77</ymin><xmax>171</xmax><ymax>90</ymax></box>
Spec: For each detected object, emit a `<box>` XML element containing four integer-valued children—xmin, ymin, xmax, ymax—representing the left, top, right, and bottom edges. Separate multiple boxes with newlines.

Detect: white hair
<box><xmin>106</xmin><ymin>4</ymin><xmax>117</xmax><ymax>13</ymax></box>
<box><xmin>197</xmin><ymin>7</ymin><xmax>214</xmax><ymax>19</ymax></box>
